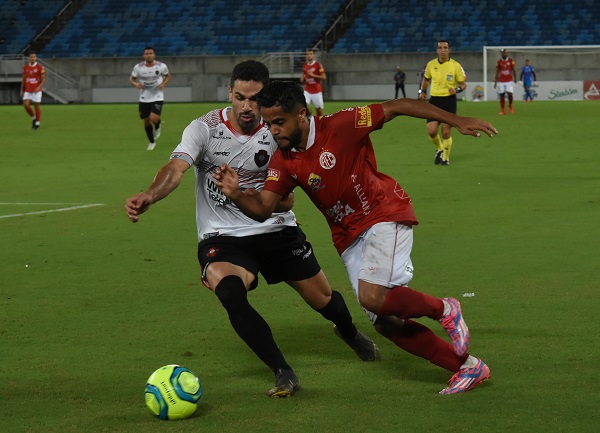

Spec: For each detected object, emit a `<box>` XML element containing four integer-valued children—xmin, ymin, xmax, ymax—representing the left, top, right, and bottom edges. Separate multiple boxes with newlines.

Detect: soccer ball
<box><xmin>144</xmin><ymin>364</ymin><xmax>202</xmax><ymax>420</ymax></box>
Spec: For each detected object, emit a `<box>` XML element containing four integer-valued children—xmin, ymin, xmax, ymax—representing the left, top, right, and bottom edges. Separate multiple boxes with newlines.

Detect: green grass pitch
<box><xmin>1</xmin><ymin>99</ymin><xmax>599</xmax><ymax>433</ymax></box>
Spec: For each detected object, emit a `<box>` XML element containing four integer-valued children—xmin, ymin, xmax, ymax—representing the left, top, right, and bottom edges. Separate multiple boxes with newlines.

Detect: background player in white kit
<box><xmin>130</xmin><ymin>46</ymin><xmax>170</xmax><ymax>150</ymax></box>
<box><xmin>125</xmin><ymin>61</ymin><xmax>379</xmax><ymax>398</ymax></box>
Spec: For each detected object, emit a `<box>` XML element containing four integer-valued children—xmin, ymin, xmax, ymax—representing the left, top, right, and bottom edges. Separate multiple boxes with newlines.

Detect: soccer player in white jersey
<box><xmin>130</xmin><ymin>47</ymin><xmax>170</xmax><ymax>150</ymax></box>
<box><xmin>125</xmin><ymin>61</ymin><xmax>379</xmax><ymax>398</ymax></box>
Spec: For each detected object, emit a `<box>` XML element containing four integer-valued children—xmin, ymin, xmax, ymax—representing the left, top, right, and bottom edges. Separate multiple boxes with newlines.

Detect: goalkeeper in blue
<box><xmin>519</xmin><ymin>59</ymin><xmax>537</xmax><ymax>102</ymax></box>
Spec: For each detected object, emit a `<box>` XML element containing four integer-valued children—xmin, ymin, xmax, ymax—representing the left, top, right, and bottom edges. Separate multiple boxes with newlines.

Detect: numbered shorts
<box><xmin>304</xmin><ymin>91</ymin><xmax>324</xmax><ymax>109</ymax></box>
<box><xmin>197</xmin><ymin>226</ymin><xmax>321</xmax><ymax>290</ymax></box>
<box><xmin>341</xmin><ymin>222</ymin><xmax>415</xmax><ymax>323</ymax></box>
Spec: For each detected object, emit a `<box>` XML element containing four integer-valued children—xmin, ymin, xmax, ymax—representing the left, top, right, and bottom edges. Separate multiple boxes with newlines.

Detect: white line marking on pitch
<box><xmin>0</xmin><ymin>203</ymin><xmax>105</xmax><ymax>219</ymax></box>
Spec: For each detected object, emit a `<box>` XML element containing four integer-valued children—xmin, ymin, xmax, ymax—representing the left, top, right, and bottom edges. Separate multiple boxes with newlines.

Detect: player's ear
<box><xmin>227</xmin><ymin>85</ymin><xmax>233</xmax><ymax>102</ymax></box>
<box><xmin>298</xmin><ymin>107</ymin><xmax>308</xmax><ymax>122</ymax></box>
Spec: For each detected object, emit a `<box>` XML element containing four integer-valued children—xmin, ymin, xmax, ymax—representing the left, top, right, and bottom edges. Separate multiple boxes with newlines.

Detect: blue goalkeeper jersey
<box><xmin>521</xmin><ymin>65</ymin><xmax>536</xmax><ymax>86</ymax></box>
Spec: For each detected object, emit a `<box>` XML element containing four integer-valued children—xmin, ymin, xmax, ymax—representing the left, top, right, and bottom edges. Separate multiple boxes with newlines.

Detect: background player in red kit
<box><xmin>20</xmin><ymin>52</ymin><xmax>45</xmax><ymax>130</ymax></box>
<box><xmin>494</xmin><ymin>49</ymin><xmax>517</xmax><ymax>115</ymax></box>
<box><xmin>215</xmin><ymin>81</ymin><xmax>499</xmax><ymax>395</ymax></box>
<box><xmin>301</xmin><ymin>49</ymin><xmax>326</xmax><ymax>117</ymax></box>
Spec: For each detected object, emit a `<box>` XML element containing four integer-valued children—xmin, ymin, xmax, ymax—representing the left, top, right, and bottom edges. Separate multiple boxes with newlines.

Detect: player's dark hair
<box><xmin>230</xmin><ymin>60</ymin><xmax>270</xmax><ymax>88</ymax></box>
<box><xmin>144</xmin><ymin>46</ymin><xmax>155</xmax><ymax>52</ymax></box>
<box><xmin>437</xmin><ymin>40</ymin><xmax>450</xmax><ymax>48</ymax></box>
<box><xmin>28</xmin><ymin>51</ymin><xmax>36</xmax><ymax>55</ymax></box>
<box><xmin>256</xmin><ymin>81</ymin><xmax>307</xmax><ymax>114</ymax></box>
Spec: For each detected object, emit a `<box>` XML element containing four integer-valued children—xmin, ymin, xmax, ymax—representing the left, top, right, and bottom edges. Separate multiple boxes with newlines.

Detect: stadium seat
<box><xmin>1</xmin><ymin>0</ymin><xmax>598</xmax><ymax>57</ymax></box>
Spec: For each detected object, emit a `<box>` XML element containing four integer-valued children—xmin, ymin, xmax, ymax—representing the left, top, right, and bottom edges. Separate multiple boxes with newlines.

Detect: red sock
<box><xmin>500</xmin><ymin>98</ymin><xmax>505</xmax><ymax>109</ymax></box>
<box><xmin>377</xmin><ymin>286</ymin><xmax>444</xmax><ymax>320</ymax></box>
<box><xmin>35</xmin><ymin>106</ymin><xmax>41</xmax><ymax>121</ymax></box>
<box><xmin>25</xmin><ymin>106</ymin><xmax>34</xmax><ymax>116</ymax></box>
<box><xmin>387</xmin><ymin>319</ymin><xmax>467</xmax><ymax>372</ymax></box>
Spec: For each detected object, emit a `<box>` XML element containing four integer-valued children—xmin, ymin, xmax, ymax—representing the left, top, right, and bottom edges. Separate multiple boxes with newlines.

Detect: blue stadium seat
<box><xmin>2</xmin><ymin>0</ymin><xmax>598</xmax><ymax>56</ymax></box>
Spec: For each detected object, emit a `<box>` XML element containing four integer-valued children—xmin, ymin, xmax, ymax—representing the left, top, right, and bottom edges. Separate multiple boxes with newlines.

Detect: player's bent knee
<box><xmin>214</xmin><ymin>275</ymin><xmax>248</xmax><ymax>312</ymax></box>
<box><xmin>358</xmin><ymin>287</ymin><xmax>384</xmax><ymax>313</ymax></box>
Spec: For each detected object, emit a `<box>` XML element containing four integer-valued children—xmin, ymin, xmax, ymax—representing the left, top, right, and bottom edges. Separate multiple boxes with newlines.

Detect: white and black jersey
<box><xmin>131</xmin><ymin>61</ymin><xmax>169</xmax><ymax>102</ymax></box>
<box><xmin>171</xmin><ymin>108</ymin><xmax>297</xmax><ymax>242</ymax></box>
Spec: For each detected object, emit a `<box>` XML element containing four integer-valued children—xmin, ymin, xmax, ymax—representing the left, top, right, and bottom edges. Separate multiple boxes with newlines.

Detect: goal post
<box><xmin>482</xmin><ymin>45</ymin><xmax>600</xmax><ymax>101</ymax></box>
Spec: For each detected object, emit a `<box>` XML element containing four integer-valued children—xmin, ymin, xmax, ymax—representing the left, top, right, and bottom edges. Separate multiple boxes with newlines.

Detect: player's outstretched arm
<box><xmin>213</xmin><ymin>164</ymin><xmax>282</xmax><ymax>222</ymax></box>
<box><xmin>125</xmin><ymin>159</ymin><xmax>189</xmax><ymax>222</ymax></box>
<box><xmin>381</xmin><ymin>98</ymin><xmax>498</xmax><ymax>137</ymax></box>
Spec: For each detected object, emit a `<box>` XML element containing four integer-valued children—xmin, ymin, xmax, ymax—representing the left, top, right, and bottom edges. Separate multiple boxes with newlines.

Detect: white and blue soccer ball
<box><xmin>144</xmin><ymin>364</ymin><xmax>202</xmax><ymax>420</ymax></box>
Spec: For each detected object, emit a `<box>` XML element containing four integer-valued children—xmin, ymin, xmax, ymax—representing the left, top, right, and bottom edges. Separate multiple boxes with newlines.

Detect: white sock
<box><xmin>442</xmin><ymin>299</ymin><xmax>450</xmax><ymax>316</ymax></box>
<box><xmin>460</xmin><ymin>355</ymin><xmax>478</xmax><ymax>369</ymax></box>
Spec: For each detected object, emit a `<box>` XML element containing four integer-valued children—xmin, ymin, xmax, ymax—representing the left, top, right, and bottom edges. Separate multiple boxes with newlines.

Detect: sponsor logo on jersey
<box><xmin>308</xmin><ymin>173</ymin><xmax>326</xmax><ymax>192</ymax></box>
<box><xmin>355</xmin><ymin>106</ymin><xmax>372</xmax><ymax>128</ymax></box>
<box><xmin>267</xmin><ymin>168</ymin><xmax>280</xmax><ymax>182</ymax></box>
<box><xmin>326</xmin><ymin>200</ymin><xmax>355</xmax><ymax>223</ymax></box>
<box><xmin>203</xmin><ymin>232</ymin><xmax>219</xmax><ymax>239</ymax></box>
<box><xmin>254</xmin><ymin>149</ymin><xmax>269</xmax><ymax>167</ymax></box>
<box><xmin>213</xmin><ymin>151</ymin><xmax>230</xmax><ymax>156</ymax></box>
<box><xmin>258</xmin><ymin>132</ymin><xmax>271</xmax><ymax>145</ymax></box>
<box><xmin>212</xmin><ymin>129</ymin><xmax>231</xmax><ymax>139</ymax></box>
<box><xmin>319</xmin><ymin>151</ymin><xmax>336</xmax><ymax>169</ymax></box>
<box><xmin>206</xmin><ymin>179</ymin><xmax>232</xmax><ymax>205</ymax></box>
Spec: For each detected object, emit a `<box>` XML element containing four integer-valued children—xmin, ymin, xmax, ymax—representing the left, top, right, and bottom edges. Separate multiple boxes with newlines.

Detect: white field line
<box><xmin>0</xmin><ymin>203</ymin><xmax>105</xmax><ymax>219</ymax></box>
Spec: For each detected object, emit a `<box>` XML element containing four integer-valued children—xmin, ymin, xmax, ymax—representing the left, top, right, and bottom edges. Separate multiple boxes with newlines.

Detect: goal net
<box><xmin>481</xmin><ymin>45</ymin><xmax>600</xmax><ymax>101</ymax></box>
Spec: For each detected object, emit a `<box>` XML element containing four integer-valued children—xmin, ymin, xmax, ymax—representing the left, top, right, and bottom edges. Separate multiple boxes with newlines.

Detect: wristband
<box><xmin>418</xmin><ymin>89</ymin><xmax>424</xmax><ymax>94</ymax></box>
<box><xmin>455</xmin><ymin>86</ymin><xmax>464</xmax><ymax>94</ymax></box>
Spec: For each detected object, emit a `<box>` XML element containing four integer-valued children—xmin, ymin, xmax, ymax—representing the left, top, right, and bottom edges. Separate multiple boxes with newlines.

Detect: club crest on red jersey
<box><xmin>319</xmin><ymin>150</ymin><xmax>336</xmax><ymax>169</ymax></box>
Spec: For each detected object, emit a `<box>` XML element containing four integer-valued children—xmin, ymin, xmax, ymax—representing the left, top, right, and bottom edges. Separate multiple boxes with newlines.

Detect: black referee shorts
<box><xmin>197</xmin><ymin>226</ymin><xmax>321</xmax><ymax>290</ymax></box>
<box><xmin>426</xmin><ymin>95</ymin><xmax>457</xmax><ymax>123</ymax></box>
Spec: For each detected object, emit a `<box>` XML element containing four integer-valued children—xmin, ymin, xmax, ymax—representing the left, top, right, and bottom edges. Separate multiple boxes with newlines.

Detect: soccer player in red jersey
<box><xmin>494</xmin><ymin>49</ymin><xmax>517</xmax><ymax>115</ymax></box>
<box><xmin>20</xmin><ymin>52</ymin><xmax>46</xmax><ymax>130</ymax></box>
<box><xmin>215</xmin><ymin>81</ymin><xmax>498</xmax><ymax>394</ymax></box>
<box><xmin>301</xmin><ymin>49</ymin><xmax>326</xmax><ymax>117</ymax></box>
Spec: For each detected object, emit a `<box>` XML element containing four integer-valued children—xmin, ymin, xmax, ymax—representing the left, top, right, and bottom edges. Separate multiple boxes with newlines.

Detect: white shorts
<box><xmin>304</xmin><ymin>91</ymin><xmax>324</xmax><ymax>109</ymax></box>
<box><xmin>497</xmin><ymin>82</ymin><xmax>514</xmax><ymax>94</ymax></box>
<box><xmin>23</xmin><ymin>91</ymin><xmax>42</xmax><ymax>103</ymax></box>
<box><xmin>341</xmin><ymin>222</ymin><xmax>415</xmax><ymax>323</ymax></box>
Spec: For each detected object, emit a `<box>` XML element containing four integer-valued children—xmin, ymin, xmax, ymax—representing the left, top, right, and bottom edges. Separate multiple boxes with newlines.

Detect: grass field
<box><xmin>1</xmin><ymin>99</ymin><xmax>599</xmax><ymax>433</ymax></box>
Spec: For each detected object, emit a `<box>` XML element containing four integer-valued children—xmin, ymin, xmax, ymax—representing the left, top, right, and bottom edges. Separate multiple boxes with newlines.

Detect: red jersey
<box><xmin>23</xmin><ymin>62</ymin><xmax>45</xmax><ymax>92</ymax></box>
<box><xmin>263</xmin><ymin>104</ymin><xmax>418</xmax><ymax>255</ymax></box>
<box><xmin>496</xmin><ymin>57</ymin><xmax>516</xmax><ymax>83</ymax></box>
<box><xmin>302</xmin><ymin>61</ymin><xmax>324</xmax><ymax>94</ymax></box>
